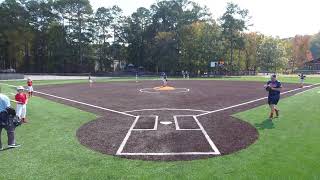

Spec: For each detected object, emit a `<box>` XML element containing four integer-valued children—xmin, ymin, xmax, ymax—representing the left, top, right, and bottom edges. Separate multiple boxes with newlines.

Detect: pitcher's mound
<box><xmin>154</xmin><ymin>86</ymin><xmax>176</xmax><ymax>91</ymax></box>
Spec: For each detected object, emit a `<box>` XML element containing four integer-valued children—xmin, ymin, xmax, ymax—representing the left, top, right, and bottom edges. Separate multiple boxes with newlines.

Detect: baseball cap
<box><xmin>17</xmin><ymin>86</ymin><xmax>24</xmax><ymax>91</ymax></box>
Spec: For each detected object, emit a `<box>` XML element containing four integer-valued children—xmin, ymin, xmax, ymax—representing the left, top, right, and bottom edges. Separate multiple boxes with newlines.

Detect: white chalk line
<box><xmin>139</xmin><ymin>87</ymin><xmax>190</xmax><ymax>94</ymax></box>
<box><xmin>125</xmin><ymin>108</ymin><xmax>209</xmax><ymax>113</ymax></box>
<box><xmin>118</xmin><ymin>152</ymin><xmax>219</xmax><ymax>156</ymax></box>
<box><xmin>303</xmin><ymin>85</ymin><xmax>313</xmax><ymax>88</ymax></box>
<box><xmin>118</xmin><ymin>115</ymin><xmax>220</xmax><ymax>156</ymax></box>
<box><xmin>174</xmin><ymin>115</ymin><xmax>201</xmax><ymax>131</ymax></box>
<box><xmin>295</xmin><ymin>86</ymin><xmax>319</xmax><ymax>95</ymax></box>
<box><xmin>139</xmin><ymin>88</ymin><xmax>160</xmax><ymax>94</ymax></box>
<box><xmin>295</xmin><ymin>90</ymin><xmax>310</xmax><ymax>96</ymax></box>
<box><xmin>160</xmin><ymin>121</ymin><xmax>173</xmax><ymax>125</ymax></box>
<box><xmin>194</xmin><ymin>116</ymin><xmax>221</xmax><ymax>154</ymax></box>
<box><xmin>34</xmin><ymin>91</ymin><xmax>137</xmax><ymax>117</ymax></box>
<box><xmin>132</xmin><ymin>115</ymin><xmax>159</xmax><ymax>131</ymax></box>
<box><xmin>116</xmin><ymin>116</ymin><xmax>140</xmax><ymax>155</ymax></box>
<box><xmin>196</xmin><ymin>84</ymin><xmax>320</xmax><ymax>117</ymax></box>
<box><xmin>0</xmin><ymin>83</ymin><xmax>137</xmax><ymax>118</ymax></box>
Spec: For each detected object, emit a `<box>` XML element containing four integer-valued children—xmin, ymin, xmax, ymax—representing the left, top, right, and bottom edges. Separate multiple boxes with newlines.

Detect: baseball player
<box><xmin>160</xmin><ymin>72</ymin><xmax>168</xmax><ymax>87</ymax></box>
<box><xmin>88</xmin><ymin>75</ymin><xmax>93</xmax><ymax>87</ymax></box>
<box><xmin>298</xmin><ymin>73</ymin><xmax>306</xmax><ymax>88</ymax></box>
<box><xmin>27</xmin><ymin>77</ymin><xmax>33</xmax><ymax>97</ymax></box>
<box><xmin>135</xmin><ymin>72</ymin><xmax>139</xmax><ymax>83</ymax></box>
<box><xmin>15</xmin><ymin>86</ymin><xmax>28</xmax><ymax>123</ymax></box>
<box><xmin>264</xmin><ymin>75</ymin><xmax>282</xmax><ymax>120</ymax></box>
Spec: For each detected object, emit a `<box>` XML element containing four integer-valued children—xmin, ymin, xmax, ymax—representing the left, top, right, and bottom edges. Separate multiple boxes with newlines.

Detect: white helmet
<box><xmin>17</xmin><ymin>86</ymin><xmax>24</xmax><ymax>91</ymax></box>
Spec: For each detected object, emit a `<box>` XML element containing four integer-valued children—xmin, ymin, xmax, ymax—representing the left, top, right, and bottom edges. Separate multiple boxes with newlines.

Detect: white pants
<box><xmin>162</xmin><ymin>79</ymin><xmax>167</xmax><ymax>86</ymax></box>
<box><xmin>16</xmin><ymin>104</ymin><xmax>27</xmax><ymax>119</ymax></box>
<box><xmin>27</xmin><ymin>86</ymin><xmax>33</xmax><ymax>92</ymax></box>
<box><xmin>300</xmin><ymin>79</ymin><xmax>304</xmax><ymax>84</ymax></box>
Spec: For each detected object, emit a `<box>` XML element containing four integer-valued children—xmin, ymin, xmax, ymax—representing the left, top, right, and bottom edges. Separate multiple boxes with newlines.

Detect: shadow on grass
<box><xmin>255</xmin><ymin>119</ymin><xmax>275</xmax><ymax>130</ymax></box>
<box><xmin>0</xmin><ymin>147</ymin><xmax>14</xmax><ymax>152</ymax></box>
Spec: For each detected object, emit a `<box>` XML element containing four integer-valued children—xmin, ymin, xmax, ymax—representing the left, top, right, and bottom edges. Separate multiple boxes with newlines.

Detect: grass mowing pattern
<box><xmin>0</xmin><ymin>78</ymin><xmax>319</xmax><ymax>179</ymax></box>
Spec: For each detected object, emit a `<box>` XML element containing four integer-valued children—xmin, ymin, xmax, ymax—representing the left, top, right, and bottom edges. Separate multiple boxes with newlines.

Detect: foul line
<box><xmin>196</xmin><ymin>83</ymin><xmax>320</xmax><ymax>117</ymax></box>
<box><xmin>295</xmin><ymin>86</ymin><xmax>319</xmax><ymax>95</ymax></box>
<box><xmin>34</xmin><ymin>91</ymin><xmax>137</xmax><ymax>117</ymax></box>
<box><xmin>0</xmin><ymin>83</ymin><xmax>136</xmax><ymax>118</ymax></box>
<box><xmin>194</xmin><ymin>116</ymin><xmax>221</xmax><ymax>154</ymax></box>
<box><xmin>116</xmin><ymin>116</ymin><xmax>140</xmax><ymax>155</ymax></box>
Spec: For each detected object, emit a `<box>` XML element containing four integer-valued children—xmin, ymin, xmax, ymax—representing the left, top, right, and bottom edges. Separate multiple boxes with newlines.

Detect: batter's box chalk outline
<box><xmin>116</xmin><ymin>115</ymin><xmax>221</xmax><ymax>156</ymax></box>
<box><xmin>174</xmin><ymin>115</ymin><xmax>201</xmax><ymax>131</ymax></box>
<box><xmin>132</xmin><ymin>115</ymin><xmax>159</xmax><ymax>131</ymax></box>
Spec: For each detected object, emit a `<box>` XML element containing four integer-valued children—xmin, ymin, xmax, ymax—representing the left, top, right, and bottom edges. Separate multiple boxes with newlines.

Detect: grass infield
<box><xmin>0</xmin><ymin>76</ymin><xmax>319</xmax><ymax>179</ymax></box>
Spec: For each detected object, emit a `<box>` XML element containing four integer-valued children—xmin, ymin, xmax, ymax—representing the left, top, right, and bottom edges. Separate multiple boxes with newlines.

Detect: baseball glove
<box><xmin>265</xmin><ymin>86</ymin><xmax>271</xmax><ymax>91</ymax></box>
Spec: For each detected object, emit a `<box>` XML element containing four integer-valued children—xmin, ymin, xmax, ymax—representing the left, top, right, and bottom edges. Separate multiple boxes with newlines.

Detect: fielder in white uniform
<box><xmin>27</xmin><ymin>77</ymin><xmax>33</xmax><ymax>97</ymax></box>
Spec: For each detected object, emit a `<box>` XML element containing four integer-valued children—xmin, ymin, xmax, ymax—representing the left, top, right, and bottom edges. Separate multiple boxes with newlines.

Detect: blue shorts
<box><xmin>268</xmin><ymin>96</ymin><xmax>280</xmax><ymax>105</ymax></box>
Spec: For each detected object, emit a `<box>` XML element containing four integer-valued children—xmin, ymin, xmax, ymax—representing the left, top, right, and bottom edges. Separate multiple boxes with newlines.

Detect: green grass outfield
<box><xmin>0</xmin><ymin>77</ymin><xmax>319</xmax><ymax>179</ymax></box>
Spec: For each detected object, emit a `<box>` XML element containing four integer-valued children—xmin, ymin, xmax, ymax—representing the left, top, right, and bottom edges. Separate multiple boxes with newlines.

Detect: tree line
<box><xmin>0</xmin><ymin>0</ymin><xmax>319</xmax><ymax>74</ymax></box>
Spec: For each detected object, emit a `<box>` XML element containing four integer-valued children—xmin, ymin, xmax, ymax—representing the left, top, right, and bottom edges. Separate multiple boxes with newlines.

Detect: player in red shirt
<box><xmin>27</xmin><ymin>77</ymin><xmax>33</xmax><ymax>97</ymax></box>
<box><xmin>15</xmin><ymin>86</ymin><xmax>28</xmax><ymax>123</ymax></box>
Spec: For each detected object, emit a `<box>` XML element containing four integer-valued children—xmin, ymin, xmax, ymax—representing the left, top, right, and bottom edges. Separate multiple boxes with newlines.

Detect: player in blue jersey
<box><xmin>160</xmin><ymin>72</ymin><xmax>168</xmax><ymax>87</ymax></box>
<box><xmin>298</xmin><ymin>73</ymin><xmax>306</xmax><ymax>88</ymax></box>
<box><xmin>264</xmin><ymin>75</ymin><xmax>282</xmax><ymax>120</ymax></box>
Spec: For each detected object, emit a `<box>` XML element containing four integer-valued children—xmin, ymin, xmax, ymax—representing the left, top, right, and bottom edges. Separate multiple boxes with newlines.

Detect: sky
<box><xmin>0</xmin><ymin>0</ymin><xmax>318</xmax><ymax>38</ymax></box>
<box><xmin>89</xmin><ymin>0</ymin><xmax>320</xmax><ymax>38</ymax></box>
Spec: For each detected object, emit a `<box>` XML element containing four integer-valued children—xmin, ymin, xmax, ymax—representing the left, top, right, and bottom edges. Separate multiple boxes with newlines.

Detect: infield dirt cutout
<box><xmin>35</xmin><ymin>80</ymin><xmax>308</xmax><ymax>161</ymax></box>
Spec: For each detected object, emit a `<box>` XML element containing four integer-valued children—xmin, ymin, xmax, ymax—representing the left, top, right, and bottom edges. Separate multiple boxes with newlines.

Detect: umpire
<box><xmin>0</xmin><ymin>93</ymin><xmax>20</xmax><ymax>151</ymax></box>
<box><xmin>265</xmin><ymin>75</ymin><xmax>282</xmax><ymax>120</ymax></box>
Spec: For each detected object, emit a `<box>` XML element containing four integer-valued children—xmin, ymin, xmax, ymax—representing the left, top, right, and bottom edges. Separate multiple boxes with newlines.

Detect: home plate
<box><xmin>160</xmin><ymin>121</ymin><xmax>173</xmax><ymax>125</ymax></box>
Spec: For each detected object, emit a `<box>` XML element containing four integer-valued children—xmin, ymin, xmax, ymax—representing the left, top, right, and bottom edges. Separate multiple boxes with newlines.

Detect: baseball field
<box><xmin>0</xmin><ymin>76</ymin><xmax>319</xmax><ymax>179</ymax></box>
